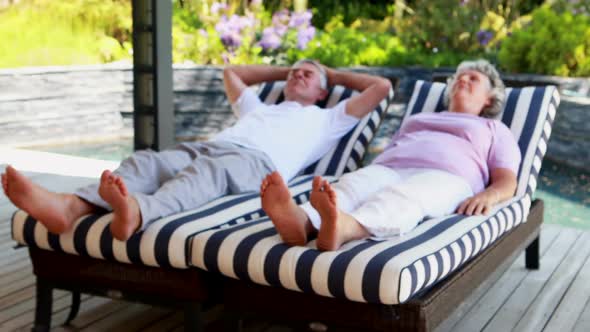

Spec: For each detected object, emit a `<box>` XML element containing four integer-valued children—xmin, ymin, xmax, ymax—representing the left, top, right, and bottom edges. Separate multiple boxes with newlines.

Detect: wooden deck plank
<box><xmin>0</xmin><ymin>292</ymin><xmax>89</xmax><ymax>331</ymax></box>
<box><xmin>0</xmin><ymin>274</ymin><xmax>35</xmax><ymax>300</ymax></box>
<box><xmin>544</xmin><ymin>243</ymin><xmax>590</xmax><ymax>332</ymax></box>
<box><xmin>77</xmin><ymin>303</ymin><xmax>167</xmax><ymax>332</ymax></box>
<box><xmin>572</xmin><ymin>298</ymin><xmax>590</xmax><ymax>332</ymax></box>
<box><xmin>126</xmin><ymin>308</ymin><xmax>177</xmax><ymax>332</ymax></box>
<box><xmin>482</xmin><ymin>227</ymin><xmax>581</xmax><ymax>332</ymax></box>
<box><xmin>441</xmin><ymin>224</ymin><xmax>562</xmax><ymax>332</ymax></box>
<box><xmin>0</xmin><ymin>248</ymin><xmax>29</xmax><ymax>270</ymax></box>
<box><xmin>0</xmin><ymin>203</ymin><xmax>16</xmax><ymax>226</ymax></box>
<box><xmin>0</xmin><ymin>230</ymin><xmax>14</xmax><ymax>243</ymax></box>
<box><xmin>51</xmin><ymin>297</ymin><xmax>129</xmax><ymax>332</ymax></box>
<box><xmin>139</xmin><ymin>310</ymin><xmax>184</xmax><ymax>332</ymax></box>
<box><xmin>0</xmin><ymin>290</ymin><xmax>68</xmax><ymax>324</ymax></box>
<box><xmin>0</xmin><ymin>240</ymin><xmax>22</xmax><ymax>257</ymax></box>
<box><xmin>0</xmin><ymin>263</ymin><xmax>32</xmax><ymax>288</ymax></box>
<box><xmin>513</xmin><ymin>231</ymin><xmax>590</xmax><ymax>331</ymax></box>
<box><xmin>0</xmin><ymin>286</ymin><xmax>35</xmax><ymax>312</ymax></box>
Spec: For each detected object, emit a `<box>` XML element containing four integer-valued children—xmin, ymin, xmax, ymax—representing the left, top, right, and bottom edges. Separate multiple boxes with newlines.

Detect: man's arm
<box><xmin>326</xmin><ymin>68</ymin><xmax>392</xmax><ymax>119</ymax></box>
<box><xmin>223</xmin><ymin>65</ymin><xmax>291</xmax><ymax>104</ymax></box>
<box><xmin>456</xmin><ymin>168</ymin><xmax>518</xmax><ymax>216</ymax></box>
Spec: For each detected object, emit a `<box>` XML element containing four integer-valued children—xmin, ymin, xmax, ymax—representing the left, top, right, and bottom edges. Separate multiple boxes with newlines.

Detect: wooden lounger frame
<box><xmin>27</xmin><ymin>199</ymin><xmax>542</xmax><ymax>332</ymax></box>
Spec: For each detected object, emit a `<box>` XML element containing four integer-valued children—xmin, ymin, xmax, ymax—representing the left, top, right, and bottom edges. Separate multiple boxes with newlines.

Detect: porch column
<box><xmin>131</xmin><ymin>0</ymin><xmax>174</xmax><ymax>151</ymax></box>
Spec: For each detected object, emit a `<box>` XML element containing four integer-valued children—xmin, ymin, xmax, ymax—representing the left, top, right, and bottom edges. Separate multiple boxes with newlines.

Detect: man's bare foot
<box><xmin>261</xmin><ymin>171</ymin><xmax>313</xmax><ymax>246</ymax></box>
<box><xmin>98</xmin><ymin>170</ymin><xmax>141</xmax><ymax>241</ymax></box>
<box><xmin>311</xmin><ymin>177</ymin><xmax>369</xmax><ymax>251</ymax></box>
<box><xmin>2</xmin><ymin>165</ymin><xmax>95</xmax><ymax>233</ymax></box>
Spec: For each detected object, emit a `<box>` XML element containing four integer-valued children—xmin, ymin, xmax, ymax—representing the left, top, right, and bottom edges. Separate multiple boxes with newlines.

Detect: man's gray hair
<box><xmin>444</xmin><ymin>59</ymin><xmax>506</xmax><ymax>118</ymax></box>
<box><xmin>292</xmin><ymin>59</ymin><xmax>328</xmax><ymax>90</ymax></box>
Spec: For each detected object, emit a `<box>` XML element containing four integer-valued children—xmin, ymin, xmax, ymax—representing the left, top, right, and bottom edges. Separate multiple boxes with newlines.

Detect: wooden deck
<box><xmin>1</xmin><ymin>151</ymin><xmax>590</xmax><ymax>331</ymax></box>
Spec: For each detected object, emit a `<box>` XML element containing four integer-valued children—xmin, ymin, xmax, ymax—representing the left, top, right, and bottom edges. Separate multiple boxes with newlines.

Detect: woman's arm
<box><xmin>456</xmin><ymin>168</ymin><xmax>517</xmax><ymax>216</ymax></box>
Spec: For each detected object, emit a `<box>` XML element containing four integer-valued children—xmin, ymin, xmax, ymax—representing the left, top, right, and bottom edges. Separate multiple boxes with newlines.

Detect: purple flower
<box><xmin>272</xmin><ymin>9</ymin><xmax>291</xmax><ymax>27</ymax></box>
<box><xmin>476</xmin><ymin>30</ymin><xmax>494</xmax><ymax>46</ymax></box>
<box><xmin>460</xmin><ymin>0</ymin><xmax>469</xmax><ymax>5</ymax></box>
<box><xmin>259</xmin><ymin>27</ymin><xmax>282</xmax><ymax>50</ymax></box>
<box><xmin>289</xmin><ymin>10</ymin><xmax>312</xmax><ymax>28</ymax></box>
<box><xmin>274</xmin><ymin>24</ymin><xmax>288</xmax><ymax>37</ymax></box>
<box><xmin>211</xmin><ymin>2</ymin><xmax>227</xmax><ymax>15</ymax></box>
<box><xmin>198</xmin><ymin>29</ymin><xmax>208</xmax><ymax>37</ymax></box>
<box><xmin>215</xmin><ymin>14</ymin><xmax>256</xmax><ymax>49</ymax></box>
<box><xmin>297</xmin><ymin>26</ymin><xmax>315</xmax><ymax>49</ymax></box>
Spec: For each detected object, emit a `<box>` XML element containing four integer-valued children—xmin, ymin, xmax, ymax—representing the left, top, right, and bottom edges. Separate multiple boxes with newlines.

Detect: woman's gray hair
<box><xmin>444</xmin><ymin>59</ymin><xmax>506</xmax><ymax>118</ymax></box>
<box><xmin>292</xmin><ymin>59</ymin><xmax>328</xmax><ymax>90</ymax></box>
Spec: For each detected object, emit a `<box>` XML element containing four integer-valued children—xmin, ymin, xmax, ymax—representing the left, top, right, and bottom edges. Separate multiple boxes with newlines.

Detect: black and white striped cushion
<box><xmin>258</xmin><ymin>81</ymin><xmax>394</xmax><ymax>177</ymax></box>
<box><xmin>11</xmin><ymin>175</ymin><xmax>318</xmax><ymax>268</ymax></box>
<box><xmin>11</xmin><ymin>83</ymin><xmax>392</xmax><ymax>268</ymax></box>
<box><xmin>190</xmin><ymin>81</ymin><xmax>559</xmax><ymax>304</ymax></box>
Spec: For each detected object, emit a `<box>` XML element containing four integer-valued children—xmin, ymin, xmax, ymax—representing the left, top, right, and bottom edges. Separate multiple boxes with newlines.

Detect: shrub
<box><xmin>288</xmin><ymin>15</ymin><xmax>475</xmax><ymax>68</ymax></box>
<box><xmin>172</xmin><ymin>2</ymin><xmax>317</xmax><ymax>65</ymax></box>
<box><xmin>395</xmin><ymin>0</ymin><xmax>526</xmax><ymax>56</ymax></box>
<box><xmin>498</xmin><ymin>6</ymin><xmax>590</xmax><ymax>76</ymax></box>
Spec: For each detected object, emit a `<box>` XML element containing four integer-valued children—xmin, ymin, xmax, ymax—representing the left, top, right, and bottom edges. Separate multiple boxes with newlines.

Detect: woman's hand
<box><xmin>457</xmin><ymin>168</ymin><xmax>518</xmax><ymax>216</ymax></box>
<box><xmin>456</xmin><ymin>189</ymin><xmax>499</xmax><ymax>216</ymax></box>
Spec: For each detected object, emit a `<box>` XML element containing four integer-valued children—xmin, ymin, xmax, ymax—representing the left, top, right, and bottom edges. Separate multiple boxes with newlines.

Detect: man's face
<box><xmin>284</xmin><ymin>62</ymin><xmax>326</xmax><ymax>105</ymax></box>
<box><xmin>449</xmin><ymin>70</ymin><xmax>492</xmax><ymax>116</ymax></box>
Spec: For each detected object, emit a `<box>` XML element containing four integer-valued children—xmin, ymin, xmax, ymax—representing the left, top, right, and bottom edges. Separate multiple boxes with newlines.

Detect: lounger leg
<box><xmin>32</xmin><ymin>278</ymin><xmax>53</xmax><ymax>332</ymax></box>
<box><xmin>525</xmin><ymin>236</ymin><xmax>540</xmax><ymax>270</ymax></box>
<box><xmin>63</xmin><ymin>291</ymin><xmax>81</xmax><ymax>326</ymax></box>
<box><xmin>184</xmin><ymin>302</ymin><xmax>203</xmax><ymax>332</ymax></box>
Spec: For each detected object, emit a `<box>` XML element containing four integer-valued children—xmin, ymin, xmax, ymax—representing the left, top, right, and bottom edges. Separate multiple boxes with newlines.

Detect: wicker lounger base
<box><xmin>28</xmin><ymin>248</ymin><xmax>219</xmax><ymax>332</ymax></box>
<box><xmin>221</xmin><ymin>199</ymin><xmax>544</xmax><ymax>332</ymax></box>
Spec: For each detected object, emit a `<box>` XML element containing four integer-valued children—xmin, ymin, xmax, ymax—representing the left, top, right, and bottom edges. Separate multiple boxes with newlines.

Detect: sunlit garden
<box><xmin>1</xmin><ymin>0</ymin><xmax>589</xmax><ymax>76</ymax></box>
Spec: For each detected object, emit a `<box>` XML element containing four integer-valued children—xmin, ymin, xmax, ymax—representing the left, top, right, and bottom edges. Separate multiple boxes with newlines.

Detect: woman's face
<box><xmin>449</xmin><ymin>70</ymin><xmax>492</xmax><ymax>116</ymax></box>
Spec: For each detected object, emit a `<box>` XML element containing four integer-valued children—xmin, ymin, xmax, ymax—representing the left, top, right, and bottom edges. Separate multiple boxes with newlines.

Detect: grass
<box><xmin>0</xmin><ymin>1</ymin><xmax>130</xmax><ymax>68</ymax></box>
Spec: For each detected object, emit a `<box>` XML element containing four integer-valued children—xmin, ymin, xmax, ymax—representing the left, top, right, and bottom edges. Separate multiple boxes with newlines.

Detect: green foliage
<box><xmin>395</xmin><ymin>0</ymin><xmax>525</xmax><ymax>56</ymax></box>
<box><xmin>550</xmin><ymin>0</ymin><xmax>590</xmax><ymax>16</ymax></box>
<box><xmin>498</xmin><ymin>6</ymin><xmax>590</xmax><ymax>76</ymax></box>
<box><xmin>307</xmin><ymin>0</ymin><xmax>393</xmax><ymax>28</ymax></box>
<box><xmin>288</xmin><ymin>15</ymin><xmax>470</xmax><ymax>68</ymax></box>
<box><xmin>0</xmin><ymin>0</ymin><xmax>131</xmax><ymax>68</ymax></box>
<box><xmin>1</xmin><ymin>0</ymin><xmax>588</xmax><ymax>77</ymax></box>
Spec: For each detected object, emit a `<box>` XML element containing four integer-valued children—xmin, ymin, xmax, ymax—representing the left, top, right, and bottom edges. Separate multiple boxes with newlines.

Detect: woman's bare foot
<box><xmin>260</xmin><ymin>171</ymin><xmax>313</xmax><ymax>246</ymax></box>
<box><xmin>98</xmin><ymin>170</ymin><xmax>141</xmax><ymax>241</ymax></box>
<box><xmin>2</xmin><ymin>165</ymin><xmax>95</xmax><ymax>233</ymax></box>
<box><xmin>311</xmin><ymin>177</ymin><xmax>369</xmax><ymax>251</ymax></box>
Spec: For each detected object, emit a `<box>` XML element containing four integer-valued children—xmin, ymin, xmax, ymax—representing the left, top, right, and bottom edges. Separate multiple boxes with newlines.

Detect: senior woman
<box><xmin>261</xmin><ymin>59</ymin><xmax>521</xmax><ymax>251</ymax></box>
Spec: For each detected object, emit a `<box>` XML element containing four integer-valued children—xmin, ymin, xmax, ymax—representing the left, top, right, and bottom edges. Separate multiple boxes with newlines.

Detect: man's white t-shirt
<box><xmin>213</xmin><ymin>88</ymin><xmax>359</xmax><ymax>180</ymax></box>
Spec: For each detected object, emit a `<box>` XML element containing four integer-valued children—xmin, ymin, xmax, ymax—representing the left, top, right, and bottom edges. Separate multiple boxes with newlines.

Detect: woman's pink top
<box><xmin>372</xmin><ymin>111</ymin><xmax>521</xmax><ymax>193</ymax></box>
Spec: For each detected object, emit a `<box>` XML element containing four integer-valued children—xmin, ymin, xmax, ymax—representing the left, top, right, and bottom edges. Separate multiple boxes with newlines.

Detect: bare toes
<box><xmin>100</xmin><ymin>170</ymin><xmax>111</xmax><ymax>183</ymax></box>
<box><xmin>312</xmin><ymin>176</ymin><xmax>323</xmax><ymax>191</ymax></box>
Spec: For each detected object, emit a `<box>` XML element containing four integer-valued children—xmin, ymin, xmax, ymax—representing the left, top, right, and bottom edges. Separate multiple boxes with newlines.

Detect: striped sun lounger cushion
<box><xmin>190</xmin><ymin>81</ymin><xmax>560</xmax><ymax>304</ymax></box>
<box><xmin>11</xmin><ymin>83</ymin><xmax>393</xmax><ymax>269</ymax></box>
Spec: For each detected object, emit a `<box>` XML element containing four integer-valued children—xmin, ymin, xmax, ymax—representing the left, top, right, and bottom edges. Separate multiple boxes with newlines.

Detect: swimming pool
<box><xmin>33</xmin><ymin>139</ymin><xmax>590</xmax><ymax>230</ymax></box>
